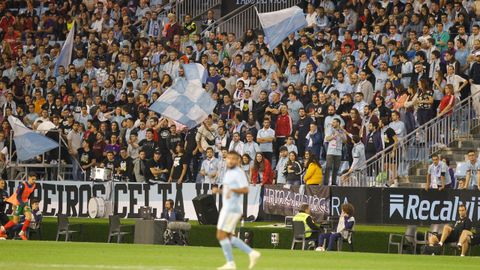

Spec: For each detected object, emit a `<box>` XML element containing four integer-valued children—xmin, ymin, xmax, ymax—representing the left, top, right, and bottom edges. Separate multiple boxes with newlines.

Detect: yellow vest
<box><xmin>293</xmin><ymin>212</ymin><xmax>311</xmax><ymax>238</ymax></box>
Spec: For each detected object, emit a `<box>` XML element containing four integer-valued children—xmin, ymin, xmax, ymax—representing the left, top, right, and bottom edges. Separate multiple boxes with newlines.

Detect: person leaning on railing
<box><xmin>425</xmin><ymin>153</ymin><xmax>451</xmax><ymax>191</ymax></box>
<box><xmin>437</xmin><ymin>84</ymin><xmax>455</xmax><ymax>117</ymax></box>
<box><xmin>464</xmin><ymin>150</ymin><xmax>480</xmax><ymax>191</ymax></box>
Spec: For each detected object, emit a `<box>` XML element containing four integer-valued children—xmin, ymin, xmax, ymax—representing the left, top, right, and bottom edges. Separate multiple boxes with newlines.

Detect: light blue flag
<box><xmin>149</xmin><ymin>63</ymin><xmax>216</xmax><ymax>128</ymax></box>
<box><xmin>8</xmin><ymin>116</ymin><xmax>59</xmax><ymax>161</ymax></box>
<box><xmin>54</xmin><ymin>22</ymin><xmax>75</xmax><ymax>77</ymax></box>
<box><xmin>256</xmin><ymin>6</ymin><xmax>307</xmax><ymax>52</ymax></box>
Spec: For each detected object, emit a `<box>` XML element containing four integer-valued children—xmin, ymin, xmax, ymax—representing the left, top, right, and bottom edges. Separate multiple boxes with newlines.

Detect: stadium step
<box><xmin>401</xmin><ymin>135</ymin><xmax>480</xmax><ymax>187</ymax></box>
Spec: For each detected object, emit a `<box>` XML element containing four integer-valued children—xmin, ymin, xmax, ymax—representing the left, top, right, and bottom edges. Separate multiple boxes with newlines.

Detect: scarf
<box><xmin>239</xmin><ymin>98</ymin><xmax>253</xmax><ymax>112</ymax></box>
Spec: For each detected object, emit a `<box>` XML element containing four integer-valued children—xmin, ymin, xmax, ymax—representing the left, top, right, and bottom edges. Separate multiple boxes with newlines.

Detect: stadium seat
<box><xmin>28</xmin><ymin>219</ymin><xmax>43</xmax><ymax>240</ymax></box>
<box><xmin>336</xmin><ymin>230</ymin><xmax>354</xmax><ymax>252</ymax></box>
<box><xmin>107</xmin><ymin>215</ymin><xmax>134</xmax><ymax>243</ymax></box>
<box><xmin>388</xmin><ymin>225</ymin><xmax>417</xmax><ymax>254</ymax></box>
<box><xmin>56</xmin><ymin>214</ymin><xmax>83</xmax><ymax>242</ymax></box>
<box><xmin>291</xmin><ymin>221</ymin><xmax>316</xmax><ymax>250</ymax></box>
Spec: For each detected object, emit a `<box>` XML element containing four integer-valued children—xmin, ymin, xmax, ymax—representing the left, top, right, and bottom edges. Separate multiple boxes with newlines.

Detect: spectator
<box><xmin>275</xmin><ymin>146</ymin><xmax>289</xmax><ymax>185</ymax></box>
<box><xmin>283</xmin><ymin>152</ymin><xmax>303</xmax><ymax>186</ymax></box>
<box><xmin>228</xmin><ymin>132</ymin><xmax>244</xmax><ymax>156</ymax></box>
<box><xmin>240</xmin><ymin>154</ymin><xmax>253</xmax><ymax>183</ymax></box>
<box><xmin>133</xmin><ymin>150</ymin><xmax>148</xmax><ymax>183</ymax></box>
<box><xmin>324</xmin><ymin>119</ymin><xmax>347</xmax><ymax>186</ymax></box>
<box><xmin>168</xmin><ymin>145</ymin><xmax>188</xmax><ymax>184</ymax></box>
<box><xmin>316</xmin><ymin>203</ymin><xmax>355</xmax><ymax>251</ymax></box>
<box><xmin>251</xmin><ymin>153</ymin><xmax>273</xmax><ymax>186</ymax></box>
<box><xmin>256</xmin><ymin>119</ymin><xmax>275</xmax><ymax>162</ymax></box>
<box><xmin>199</xmin><ymin>147</ymin><xmax>219</xmax><ymax>184</ymax></box>
<box><xmin>303</xmin><ymin>153</ymin><xmax>323</xmax><ymax>185</ymax></box>
<box><xmin>438</xmin><ymin>84</ymin><xmax>455</xmax><ymax>117</ymax></box>
<box><xmin>425</xmin><ymin>153</ymin><xmax>449</xmax><ymax>191</ymax></box>
<box><xmin>464</xmin><ymin>150</ymin><xmax>480</xmax><ymax>190</ymax></box>
<box><xmin>305</xmin><ymin>122</ymin><xmax>322</xmax><ymax>159</ymax></box>
<box><xmin>274</xmin><ymin>105</ymin><xmax>293</xmax><ymax>159</ymax></box>
<box><xmin>146</xmin><ymin>150</ymin><xmax>168</xmax><ymax>182</ymax></box>
<box><xmin>341</xmin><ymin>135</ymin><xmax>366</xmax><ymax>185</ymax></box>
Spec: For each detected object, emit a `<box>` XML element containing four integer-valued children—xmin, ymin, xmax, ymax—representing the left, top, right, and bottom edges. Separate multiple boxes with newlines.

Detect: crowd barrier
<box><xmin>4</xmin><ymin>181</ymin><xmax>480</xmax><ymax>225</ymax></box>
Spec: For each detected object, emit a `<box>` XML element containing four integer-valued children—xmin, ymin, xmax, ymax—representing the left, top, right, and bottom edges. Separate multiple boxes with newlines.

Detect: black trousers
<box><xmin>0</xmin><ymin>213</ymin><xmax>9</xmax><ymax>225</ymax></box>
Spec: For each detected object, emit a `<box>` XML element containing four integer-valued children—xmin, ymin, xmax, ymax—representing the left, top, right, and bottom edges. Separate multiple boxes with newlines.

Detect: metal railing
<box><xmin>200</xmin><ymin>0</ymin><xmax>302</xmax><ymax>38</ymax></box>
<box><xmin>174</xmin><ymin>0</ymin><xmax>222</xmax><ymax>23</ymax></box>
<box><xmin>347</xmin><ymin>92</ymin><xmax>480</xmax><ymax>187</ymax></box>
<box><xmin>8</xmin><ymin>129</ymin><xmax>86</xmax><ymax>181</ymax></box>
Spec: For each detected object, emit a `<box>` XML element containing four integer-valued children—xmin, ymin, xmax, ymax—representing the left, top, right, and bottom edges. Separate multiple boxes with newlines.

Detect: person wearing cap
<box><xmin>146</xmin><ymin>149</ymin><xmax>168</xmax><ymax>182</ymax></box>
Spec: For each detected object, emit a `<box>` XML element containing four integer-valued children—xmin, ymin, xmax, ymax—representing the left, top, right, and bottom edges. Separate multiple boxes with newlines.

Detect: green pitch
<box><xmin>1</xmin><ymin>241</ymin><xmax>478</xmax><ymax>270</ymax></box>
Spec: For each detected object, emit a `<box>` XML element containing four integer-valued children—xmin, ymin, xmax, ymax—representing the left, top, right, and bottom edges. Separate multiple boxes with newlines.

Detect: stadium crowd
<box><xmin>0</xmin><ymin>0</ymin><xmax>480</xmax><ymax>186</ymax></box>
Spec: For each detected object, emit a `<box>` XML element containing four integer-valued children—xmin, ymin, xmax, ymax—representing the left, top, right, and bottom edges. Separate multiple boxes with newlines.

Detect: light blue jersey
<box><xmin>222</xmin><ymin>166</ymin><xmax>249</xmax><ymax>214</ymax></box>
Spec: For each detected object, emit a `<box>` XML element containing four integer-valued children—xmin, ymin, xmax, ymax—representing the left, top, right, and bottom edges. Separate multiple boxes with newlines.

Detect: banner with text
<box><xmin>383</xmin><ymin>188</ymin><xmax>480</xmax><ymax>225</ymax></box>
<box><xmin>4</xmin><ymin>181</ymin><xmax>262</xmax><ymax>220</ymax></box>
<box><xmin>262</xmin><ymin>185</ymin><xmax>330</xmax><ymax>221</ymax></box>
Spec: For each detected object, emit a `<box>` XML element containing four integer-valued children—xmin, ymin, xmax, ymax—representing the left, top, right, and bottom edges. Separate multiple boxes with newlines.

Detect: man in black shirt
<box><xmin>168</xmin><ymin>146</ymin><xmax>188</xmax><ymax>184</ymax></box>
<box><xmin>139</xmin><ymin>129</ymin><xmax>158</xmax><ymax>159</ymax></box>
<box><xmin>295</xmin><ymin>108</ymin><xmax>313</xmax><ymax>157</ymax></box>
<box><xmin>265</xmin><ymin>92</ymin><xmax>282</xmax><ymax>129</ymax></box>
<box><xmin>254</xmin><ymin>91</ymin><xmax>269</xmax><ymax>122</ymax></box>
<box><xmin>146</xmin><ymin>150</ymin><xmax>169</xmax><ymax>182</ymax></box>
<box><xmin>0</xmin><ymin>179</ymin><xmax>9</xmax><ymax>226</ymax></box>
<box><xmin>116</xmin><ymin>147</ymin><xmax>134</xmax><ymax>181</ymax></box>
<box><xmin>78</xmin><ymin>140</ymin><xmax>96</xmax><ymax>180</ymax></box>
<box><xmin>101</xmin><ymin>151</ymin><xmax>117</xmax><ymax>172</ymax></box>
<box><xmin>429</xmin><ymin>204</ymin><xmax>472</xmax><ymax>246</ymax></box>
<box><xmin>379</xmin><ymin>117</ymin><xmax>397</xmax><ymax>152</ymax></box>
<box><xmin>216</xmin><ymin>80</ymin><xmax>230</xmax><ymax>105</ymax></box>
<box><xmin>184</xmin><ymin>126</ymin><xmax>201</xmax><ymax>183</ymax></box>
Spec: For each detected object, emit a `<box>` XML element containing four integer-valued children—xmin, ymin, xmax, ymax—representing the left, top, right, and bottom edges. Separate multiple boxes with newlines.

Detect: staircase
<box><xmin>174</xmin><ymin>0</ymin><xmax>222</xmax><ymax>23</ymax></box>
<box><xmin>400</xmin><ymin>126</ymin><xmax>480</xmax><ymax>188</ymax></box>
<box><xmin>201</xmin><ymin>0</ymin><xmax>302</xmax><ymax>38</ymax></box>
<box><xmin>356</xmin><ymin>92</ymin><xmax>480</xmax><ymax>188</ymax></box>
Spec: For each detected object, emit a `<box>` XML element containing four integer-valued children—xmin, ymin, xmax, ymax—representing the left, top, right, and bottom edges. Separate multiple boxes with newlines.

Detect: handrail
<box><xmin>347</xmin><ymin>90</ymin><xmax>480</xmax><ymax>187</ymax></box>
<box><xmin>200</xmin><ymin>4</ymin><xmax>254</xmax><ymax>36</ymax></box>
<box><xmin>7</xmin><ymin>129</ymin><xmax>87</xmax><ymax>181</ymax></box>
<box><xmin>200</xmin><ymin>0</ymin><xmax>302</xmax><ymax>38</ymax></box>
<box><xmin>174</xmin><ymin>0</ymin><xmax>222</xmax><ymax>24</ymax></box>
<box><xmin>59</xmin><ymin>133</ymin><xmax>87</xmax><ymax>181</ymax></box>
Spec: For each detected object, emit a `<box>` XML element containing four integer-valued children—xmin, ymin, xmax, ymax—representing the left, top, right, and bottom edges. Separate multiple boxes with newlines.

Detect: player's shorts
<box><xmin>217</xmin><ymin>210</ymin><xmax>242</xmax><ymax>234</ymax></box>
<box><xmin>471</xmin><ymin>234</ymin><xmax>480</xmax><ymax>246</ymax></box>
<box><xmin>12</xmin><ymin>204</ymin><xmax>30</xmax><ymax>216</ymax></box>
<box><xmin>438</xmin><ymin>229</ymin><xmax>461</xmax><ymax>243</ymax></box>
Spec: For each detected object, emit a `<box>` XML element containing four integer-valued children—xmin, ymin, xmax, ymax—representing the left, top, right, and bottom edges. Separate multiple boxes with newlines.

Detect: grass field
<box><xmin>1</xmin><ymin>241</ymin><xmax>479</xmax><ymax>270</ymax></box>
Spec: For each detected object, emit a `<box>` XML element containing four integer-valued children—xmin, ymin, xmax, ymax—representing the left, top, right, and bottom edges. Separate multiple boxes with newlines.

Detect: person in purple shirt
<box><xmin>104</xmin><ymin>134</ymin><xmax>121</xmax><ymax>156</ymax></box>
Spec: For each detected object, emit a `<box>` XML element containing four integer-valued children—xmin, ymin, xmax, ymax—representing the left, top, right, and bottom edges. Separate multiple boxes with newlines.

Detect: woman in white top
<box><xmin>445</xmin><ymin>65</ymin><xmax>468</xmax><ymax>100</ymax></box>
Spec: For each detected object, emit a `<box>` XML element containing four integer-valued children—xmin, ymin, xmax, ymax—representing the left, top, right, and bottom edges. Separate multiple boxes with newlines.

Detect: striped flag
<box><xmin>54</xmin><ymin>21</ymin><xmax>75</xmax><ymax>76</ymax></box>
<box><xmin>256</xmin><ymin>6</ymin><xmax>307</xmax><ymax>51</ymax></box>
<box><xmin>149</xmin><ymin>63</ymin><xmax>215</xmax><ymax>128</ymax></box>
<box><xmin>8</xmin><ymin>116</ymin><xmax>59</xmax><ymax>161</ymax></box>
